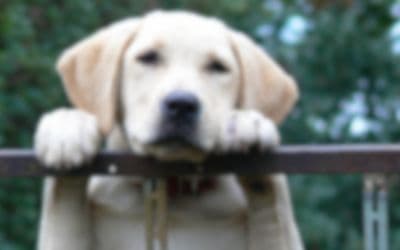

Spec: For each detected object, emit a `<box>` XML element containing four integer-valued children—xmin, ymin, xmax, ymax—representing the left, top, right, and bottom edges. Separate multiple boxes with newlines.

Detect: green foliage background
<box><xmin>1</xmin><ymin>0</ymin><xmax>400</xmax><ymax>249</ymax></box>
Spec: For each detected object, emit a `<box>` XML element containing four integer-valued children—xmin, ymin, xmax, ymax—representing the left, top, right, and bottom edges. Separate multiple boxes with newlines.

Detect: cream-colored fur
<box><xmin>34</xmin><ymin>10</ymin><xmax>303</xmax><ymax>250</ymax></box>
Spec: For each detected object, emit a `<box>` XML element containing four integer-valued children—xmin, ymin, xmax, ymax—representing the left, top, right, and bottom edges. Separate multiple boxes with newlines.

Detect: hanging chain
<box><xmin>144</xmin><ymin>178</ymin><xmax>168</xmax><ymax>250</ymax></box>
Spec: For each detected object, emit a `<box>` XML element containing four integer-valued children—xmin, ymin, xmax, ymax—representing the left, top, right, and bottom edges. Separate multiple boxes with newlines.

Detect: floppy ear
<box><xmin>230</xmin><ymin>31</ymin><xmax>299</xmax><ymax>124</ymax></box>
<box><xmin>56</xmin><ymin>19</ymin><xmax>141</xmax><ymax>134</ymax></box>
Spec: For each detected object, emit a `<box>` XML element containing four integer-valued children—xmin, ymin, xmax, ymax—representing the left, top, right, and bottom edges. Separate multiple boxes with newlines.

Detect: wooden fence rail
<box><xmin>0</xmin><ymin>144</ymin><xmax>396</xmax><ymax>250</ymax></box>
<box><xmin>1</xmin><ymin>144</ymin><xmax>400</xmax><ymax>176</ymax></box>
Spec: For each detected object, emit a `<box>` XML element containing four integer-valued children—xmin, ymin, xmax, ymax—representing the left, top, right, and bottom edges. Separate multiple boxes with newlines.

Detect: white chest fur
<box><xmin>88</xmin><ymin>175</ymin><xmax>248</xmax><ymax>250</ymax></box>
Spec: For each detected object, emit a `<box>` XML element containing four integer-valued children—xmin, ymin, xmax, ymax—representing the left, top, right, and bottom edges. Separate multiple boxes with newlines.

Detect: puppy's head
<box><xmin>57</xmin><ymin>11</ymin><xmax>298</xmax><ymax>159</ymax></box>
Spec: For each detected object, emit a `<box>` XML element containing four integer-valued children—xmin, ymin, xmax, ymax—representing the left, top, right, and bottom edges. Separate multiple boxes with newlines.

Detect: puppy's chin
<box><xmin>127</xmin><ymin>136</ymin><xmax>207</xmax><ymax>162</ymax></box>
<box><xmin>146</xmin><ymin>136</ymin><xmax>207</xmax><ymax>162</ymax></box>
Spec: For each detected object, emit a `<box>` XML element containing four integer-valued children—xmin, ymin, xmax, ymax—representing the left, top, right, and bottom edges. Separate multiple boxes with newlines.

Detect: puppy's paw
<box><xmin>217</xmin><ymin>110</ymin><xmax>280</xmax><ymax>153</ymax></box>
<box><xmin>34</xmin><ymin>108</ymin><xmax>101</xmax><ymax>169</ymax></box>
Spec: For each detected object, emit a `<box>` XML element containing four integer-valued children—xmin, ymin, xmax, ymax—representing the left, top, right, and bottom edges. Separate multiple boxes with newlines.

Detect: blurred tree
<box><xmin>260</xmin><ymin>1</ymin><xmax>400</xmax><ymax>250</ymax></box>
<box><xmin>0</xmin><ymin>0</ymin><xmax>399</xmax><ymax>249</ymax></box>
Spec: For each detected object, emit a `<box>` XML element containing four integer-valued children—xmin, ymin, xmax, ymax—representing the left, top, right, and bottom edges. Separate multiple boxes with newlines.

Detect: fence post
<box><xmin>363</xmin><ymin>175</ymin><xmax>389</xmax><ymax>250</ymax></box>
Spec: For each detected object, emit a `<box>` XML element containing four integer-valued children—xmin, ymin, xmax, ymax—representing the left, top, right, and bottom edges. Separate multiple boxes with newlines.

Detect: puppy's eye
<box><xmin>206</xmin><ymin>60</ymin><xmax>229</xmax><ymax>73</ymax></box>
<box><xmin>137</xmin><ymin>50</ymin><xmax>160</xmax><ymax>65</ymax></box>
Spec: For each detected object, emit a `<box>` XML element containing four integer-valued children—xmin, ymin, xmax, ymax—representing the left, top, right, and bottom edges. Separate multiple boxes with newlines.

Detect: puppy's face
<box><xmin>121</xmin><ymin>13</ymin><xmax>240</xmax><ymax>157</ymax></box>
<box><xmin>56</xmin><ymin>11</ymin><xmax>298</xmax><ymax>160</ymax></box>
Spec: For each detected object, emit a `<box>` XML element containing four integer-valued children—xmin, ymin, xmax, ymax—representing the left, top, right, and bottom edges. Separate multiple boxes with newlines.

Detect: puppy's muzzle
<box><xmin>155</xmin><ymin>90</ymin><xmax>201</xmax><ymax>145</ymax></box>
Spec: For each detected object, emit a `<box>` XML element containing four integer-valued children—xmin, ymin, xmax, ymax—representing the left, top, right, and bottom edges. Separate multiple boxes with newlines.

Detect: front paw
<box><xmin>34</xmin><ymin>108</ymin><xmax>101</xmax><ymax>169</ymax></box>
<box><xmin>217</xmin><ymin>110</ymin><xmax>280</xmax><ymax>153</ymax></box>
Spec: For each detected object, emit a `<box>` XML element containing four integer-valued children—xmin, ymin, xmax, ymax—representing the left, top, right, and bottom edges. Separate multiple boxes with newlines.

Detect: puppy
<box><xmin>34</xmin><ymin>10</ymin><xmax>303</xmax><ymax>250</ymax></box>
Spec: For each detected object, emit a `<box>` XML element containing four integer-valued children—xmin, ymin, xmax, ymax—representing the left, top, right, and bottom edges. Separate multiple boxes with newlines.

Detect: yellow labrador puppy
<box><xmin>34</xmin><ymin>10</ymin><xmax>303</xmax><ymax>250</ymax></box>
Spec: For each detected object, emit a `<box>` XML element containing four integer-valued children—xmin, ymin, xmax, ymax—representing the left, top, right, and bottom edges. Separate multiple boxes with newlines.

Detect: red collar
<box><xmin>166</xmin><ymin>177</ymin><xmax>217</xmax><ymax>198</ymax></box>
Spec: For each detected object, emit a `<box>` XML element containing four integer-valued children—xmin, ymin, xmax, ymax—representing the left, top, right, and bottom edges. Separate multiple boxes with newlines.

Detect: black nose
<box><xmin>162</xmin><ymin>91</ymin><xmax>200</xmax><ymax>123</ymax></box>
